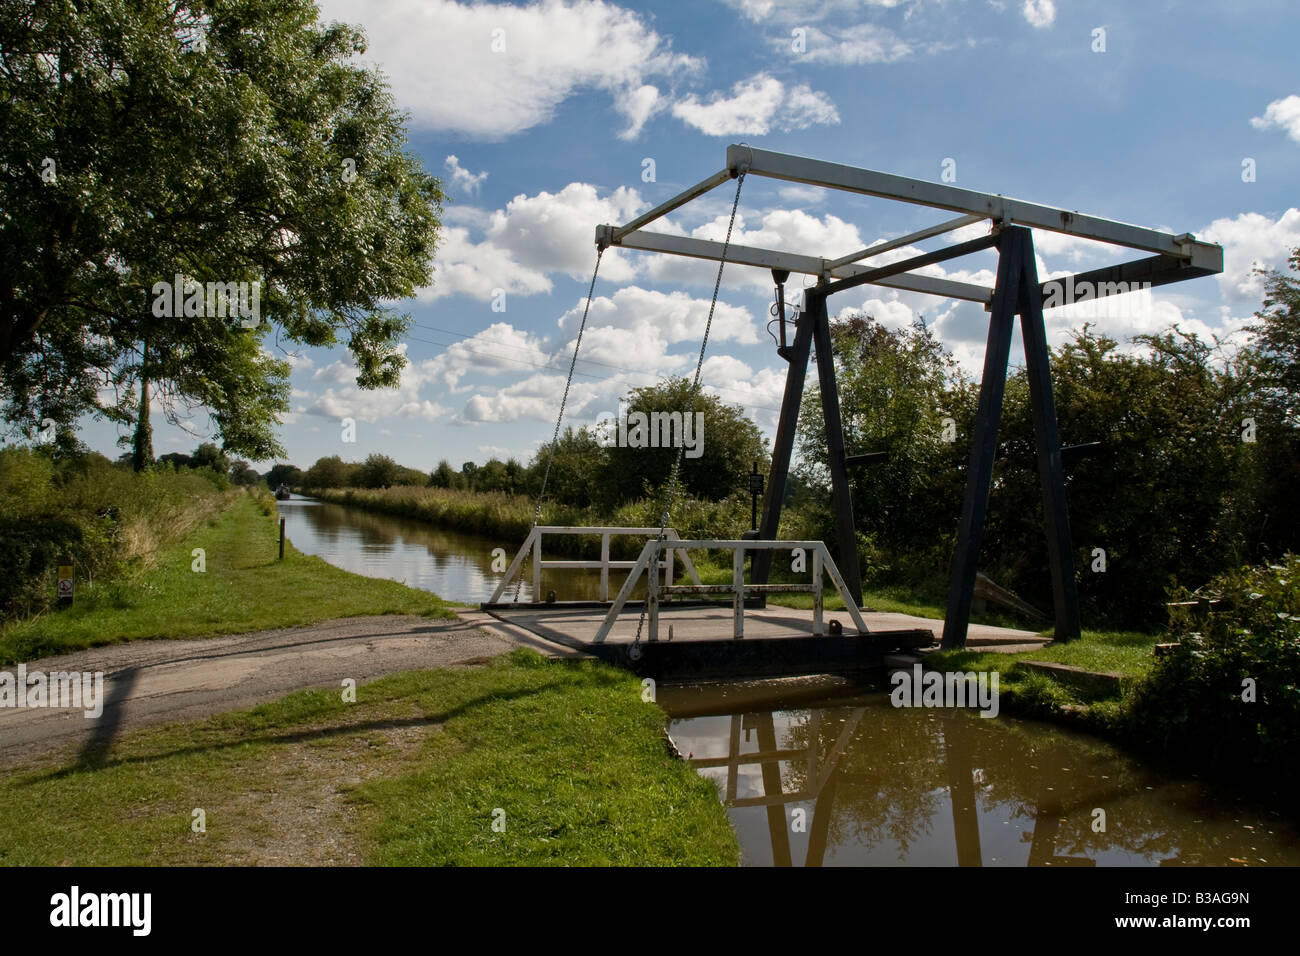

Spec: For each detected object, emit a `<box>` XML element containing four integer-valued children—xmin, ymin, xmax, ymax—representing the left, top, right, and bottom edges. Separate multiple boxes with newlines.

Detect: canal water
<box><xmin>278</xmin><ymin>495</ymin><xmax>1300</xmax><ymax>867</ymax></box>
<box><xmin>276</xmin><ymin>494</ymin><xmax>616</xmax><ymax>603</ymax></box>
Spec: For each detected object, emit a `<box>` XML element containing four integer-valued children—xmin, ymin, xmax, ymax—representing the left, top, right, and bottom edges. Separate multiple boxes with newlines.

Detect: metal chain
<box><xmin>629</xmin><ymin>168</ymin><xmax>747</xmax><ymax>653</ymax></box>
<box><xmin>514</xmin><ymin>246</ymin><xmax>605</xmax><ymax>602</ymax></box>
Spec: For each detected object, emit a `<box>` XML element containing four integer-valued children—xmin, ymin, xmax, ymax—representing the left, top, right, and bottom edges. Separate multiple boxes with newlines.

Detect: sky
<box><xmin>78</xmin><ymin>0</ymin><xmax>1300</xmax><ymax>473</ymax></box>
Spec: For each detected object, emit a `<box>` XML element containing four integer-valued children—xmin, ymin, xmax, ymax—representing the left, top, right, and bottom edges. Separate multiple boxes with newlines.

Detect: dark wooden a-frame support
<box><xmin>753</xmin><ymin>226</ymin><xmax>1081</xmax><ymax>649</ymax></box>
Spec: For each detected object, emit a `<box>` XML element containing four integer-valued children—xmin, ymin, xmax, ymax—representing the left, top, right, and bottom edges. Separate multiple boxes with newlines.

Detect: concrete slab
<box><xmin>486</xmin><ymin>602</ymin><xmax>1047</xmax><ymax>649</ymax></box>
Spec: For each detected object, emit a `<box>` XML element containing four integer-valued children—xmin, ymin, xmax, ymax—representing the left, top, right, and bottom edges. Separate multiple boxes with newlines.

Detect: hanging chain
<box><xmin>514</xmin><ymin>246</ymin><xmax>605</xmax><ymax>602</ymax></box>
<box><xmin>629</xmin><ymin>168</ymin><xmax>747</xmax><ymax>652</ymax></box>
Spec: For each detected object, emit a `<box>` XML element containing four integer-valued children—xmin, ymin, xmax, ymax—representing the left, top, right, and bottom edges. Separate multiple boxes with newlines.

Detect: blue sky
<box><xmin>81</xmin><ymin>0</ymin><xmax>1300</xmax><ymax>472</ymax></box>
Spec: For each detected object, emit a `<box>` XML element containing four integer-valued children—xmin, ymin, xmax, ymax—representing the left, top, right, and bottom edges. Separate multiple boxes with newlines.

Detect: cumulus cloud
<box><xmin>1201</xmin><ymin>208</ymin><xmax>1300</xmax><ymax>304</ymax></box>
<box><xmin>421</xmin><ymin>182</ymin><xmax>645</xmax><ymax>301</ymax></box>
<box><xmin>1022</xmin><ymin>0</ymin><xmax>1055</xmax><ymax>28</ymax></box>
<box><xmin>671</xmin><ymin>73</ymin><xmax>839</xmax><ymax>136</ymax></box>
<box><xmin>423</xmin><ymin>322</ymin><xmax>552</xmax><ymax>389</ymax></box>
<box><xmin>444</xmin><ymin>155</ymin><xmax>488</xmax><ymax>194</ymax></box>
<box><xmin>1251</xmin><ymin>95</ymin><xmax>1300</xmax><ymax>143</ymax></box>
<box><xmin>556</xmin><ymin>285</ymin><xmax>759</xmax><ymax>345</ymax></box>
<box><xmin>316</xmin><ymin>0</ymin><xmax>700</xmax><ymax>139</ymax></box>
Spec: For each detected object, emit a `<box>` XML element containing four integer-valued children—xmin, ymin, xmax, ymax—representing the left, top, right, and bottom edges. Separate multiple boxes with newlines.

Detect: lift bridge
<box><xmin>481</xmin><ymin>144</ymin><xmax>1223</xmax><ymax>678</ymax></box>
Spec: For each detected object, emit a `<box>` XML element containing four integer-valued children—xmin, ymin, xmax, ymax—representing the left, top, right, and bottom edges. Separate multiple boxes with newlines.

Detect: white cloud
<box><xmin>422</xmin><ymin>182</ymin><xmax>644</xmax><ymax>301</ymax></box>
<box><xmin>671</xmin><ymin>73</ymin><xmax>839</xmax><ymax>136</ymax></box>
<box><xmin>304</xmin><ymin>346</ymin><xmax>450</xmax><ymax>422</ymax></box>
<box><xmin>1201</xmin><ymin>208</ymin><xmax>1300</xmax><ymax>304</ymax></box>
<box><xmin>485</xmin><ymin>182</ymin><xmax>643</xmax><ymax>282</ymax></box>
<box><xmin>1251</xmin><ymin>95</ymin><xmax>1300</xmax><ymax>143</ymax></box>
<box><xmin>459</xmin><ymin>373</ymin><xmax>598</xmax><ymax>424</ymax></box>
<box><xmin>444</xmin><ymin>155</ymin><xmax>488</xmax><ymax>194</ymax></box>
<box><xmin>557</xmin><ymin>285</ymin><xmax>759</xmax><ymax>345</ymax></box>
<box><xmin>796</xmin><ymin>24</ymin><xmax>913</xmax><ymax>64</ymax></box>
<box><xmin>1022</xmin><ymin>0</ymin><xmax>1055</xmax><ymax>28</ymax></box>
<box><xmin>316</xmin><ymin>0</ymin><xmax>700</xmax><ymax>139</ymax></box>
<box><xmin>720</xmin><ymin>0</ymin><xmax>911</xmax><ymax>23</ymax></box>
<box><xmin>424</xmin><ymin>322</ymin><xmax>552</xmax><ymax>389</ymax></box>
<box><xmin>615</xmin><ymin>84</ymin><xmax>664</xmax><ymax>139</ymax></box>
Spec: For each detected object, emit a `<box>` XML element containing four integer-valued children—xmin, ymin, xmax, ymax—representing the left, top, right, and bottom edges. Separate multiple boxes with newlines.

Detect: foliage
<box><xmin>1124</xmin><ymin>555</ymin><xmax>1300</xmax><ymax>781</ymax></box>
<box><xmin>0</xmin><ymin>446</ymin><xmax>226</xmax><ymax>621</ymax></box>
<box><xmin>0</xmin><ymin>0</ymin><xmax>443</xmax><ymax>457</ymax></box>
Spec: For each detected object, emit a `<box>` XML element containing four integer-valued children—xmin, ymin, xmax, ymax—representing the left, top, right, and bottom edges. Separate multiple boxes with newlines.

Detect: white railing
<box><xmin>486</xmin><ymin>526</ymin><xmax>704</xmax><ymax>605</ymax></box>
<box><xmin>593</xmin><ymin>538</ymin><xmax>868</xmax><ymax>643</ymax></box>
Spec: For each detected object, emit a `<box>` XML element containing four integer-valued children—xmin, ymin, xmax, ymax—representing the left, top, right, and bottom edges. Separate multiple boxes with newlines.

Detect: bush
<box><xmin>1124</xmin><ymin>555</ymin><xmax>1300</xmax><ymax>782</ymax></box>
<box><xmin>0</xmin><ymin>447</ymin><xmax>227</xmax><ymax>621</ymax></box>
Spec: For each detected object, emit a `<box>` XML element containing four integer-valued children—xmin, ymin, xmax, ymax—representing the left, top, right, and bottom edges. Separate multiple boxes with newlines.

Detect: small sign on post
<box><xmin>56</xmin><ymin>558</ymin><xmax>74</xmax><ymax>607</ymax></box>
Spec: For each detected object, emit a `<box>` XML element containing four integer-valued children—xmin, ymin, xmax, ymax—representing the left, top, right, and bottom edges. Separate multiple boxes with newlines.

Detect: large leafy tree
<box><xmin>1241</xmin><ymin>247</ymin><xmax>1300</xmax><ymax>553</ymax></box>
<box><xmin>598</xmin><ymin>378</ymin><xmax>768</xmax><ymax>507</ymax></box>
<box><xmin>0</xmin><ymin>0</ymin><xmax>443</xmax><ymax>459</ymax></box>
<box><xmin>796</xmin><ymin>313</ymin><xmax>969</xmax><ymax>566</ymax></box>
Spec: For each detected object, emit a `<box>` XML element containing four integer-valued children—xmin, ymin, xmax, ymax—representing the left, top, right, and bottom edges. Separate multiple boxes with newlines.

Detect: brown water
<box><xmin>662</xmin><ymin>682</ymin><xmax>1300</xmax><ymax>867</ymax></box>
<box><xmin>276</xmin><ymin>495</ymin><xmax>618</xmax><ymax>604</ymax></box>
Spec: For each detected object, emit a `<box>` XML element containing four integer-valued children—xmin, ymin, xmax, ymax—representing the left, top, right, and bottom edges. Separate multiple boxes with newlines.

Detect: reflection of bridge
<box><xmin>685</xmin><ymin>706</ymin><xmax>1100</xmax><ymax>867</ymax></box>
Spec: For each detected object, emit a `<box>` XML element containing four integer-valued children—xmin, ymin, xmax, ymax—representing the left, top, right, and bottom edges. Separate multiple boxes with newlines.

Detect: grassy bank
<box><xmin>924</xmin><ymin>629</ymin><xmax>1161</xmax><ymax>723</ymax></box>
<box><xmin>0</xmin><ymin>493</ymin><xmax>453</xmax><ymax>664</ymax></box>
<box><xmin>0</xmin><ymin>649</ymin><xmax>739</xmax><ymax>866</ymax></box>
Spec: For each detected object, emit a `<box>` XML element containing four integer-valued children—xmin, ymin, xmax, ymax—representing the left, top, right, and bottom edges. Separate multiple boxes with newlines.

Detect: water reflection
<box><xmin>667</xmin><ymin>693</ymin><xmax>1299</xmax><ymax>867</ymax></box>
<box><xmin>276</xmin><ymin>496</ymin><xmax>626</xmax><ymax>604</ymax></box>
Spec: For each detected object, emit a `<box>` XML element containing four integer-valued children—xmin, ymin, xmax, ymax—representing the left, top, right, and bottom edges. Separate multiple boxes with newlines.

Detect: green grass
<box><xmin>0</xmin><ymin>494</ymin><xmax>454</xmax><ymax>664</ymax></box>
<box><xmin>922</xmin><ymin>629</ymin><xmax>1163</xmax><ymax>721</ymax></box>
<box><xmin>926</xmin><ymin>629</ymin><xmax>1162</xmax><ymax>679</ymax></box>
<box><xmin>0</xmin><ymin>649</ymin><xmax>739</xmax><ymax>867</ymax></box>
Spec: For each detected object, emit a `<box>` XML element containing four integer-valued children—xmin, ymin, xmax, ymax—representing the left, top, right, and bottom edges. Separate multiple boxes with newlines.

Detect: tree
<box><xmin>429</xmin><ymin>459</ymin><xmax>459</xmax><ymax>489</ymax></box>
<box><xmin>301</xmin><ymin>455</ymin><xmax>352</xmax><ymax>490</ymax></box>
<box><xmin>355</xmin><ymin>453</ymin><xmax>399</xmax><ymax>489</ymax></box>
<box><xmin>0</xmin><ymin>0</ymin><xmax>443</xmax><ymax>458</ymax></box>
<box><xmin>1241</xmin><ymin>247</ymin><xmax>1300</xmax><ymax>554</ymax></box>
<box><xmin>600</xmin><ymin>378</ymin><xmax>767</xmax><ymax>506</ymax></box>
<box><xmin>527</xmin><ymin>427</ymin><xmax>607</xmax><ymax>507</ymax></box>
<box><xmin>796</xmin><ymin>314</ymin><xmax>966</xmax><ymax>571</ymax></box>
<box><xmin>192</xmin><ymin>442</ymin><xmax>229</xmax><ymax>476</ymax></box>
<box><xmin>228</xmin><ymin>459</ymin><xmax>261</xmax><ymax>486</ymax></box>
<box><xmin>264</xmin><ymin>463</ymin><xmax>303</xmax><ymax>490</ymax></box>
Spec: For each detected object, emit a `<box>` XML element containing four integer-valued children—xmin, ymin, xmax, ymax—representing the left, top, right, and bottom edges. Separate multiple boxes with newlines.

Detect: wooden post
<box><xmin>279</xmin><ymin>517</ymin><xmax>286</xmax><ymax>560</ymax></box>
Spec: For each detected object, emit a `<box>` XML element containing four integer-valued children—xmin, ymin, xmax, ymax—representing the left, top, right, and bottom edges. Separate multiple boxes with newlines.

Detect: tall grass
<box><xmin>0</xmin><ymin>448</ymin><xmax>232</xmax><ymax>620</ymax></box>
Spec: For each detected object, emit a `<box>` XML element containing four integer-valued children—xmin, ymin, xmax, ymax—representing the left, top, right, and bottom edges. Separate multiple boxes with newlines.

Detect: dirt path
<box><xmin>0</xmin><ymin>610</ymin><xmax>569</xmax><ymax>767</ymax></box>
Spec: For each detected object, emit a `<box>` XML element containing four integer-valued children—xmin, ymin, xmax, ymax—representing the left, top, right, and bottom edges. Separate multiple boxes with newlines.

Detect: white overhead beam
<box><xmin>609</xmin><ymin>229</ymin><xmax>994</xmax><ymax>304</ymax></box>
<box><xmin>726</xmin><ymin>145</ymin><xmax>1223</xmax><ymax>272</ymax></box>
<box><xmin>826</xmin><ymin>212</ymin><xmax>988</xmax><ymax>270</ymax></box>
<box><xmin>606</xmin><ymin>168</ymin><xmax>733</xmax><ymax>244</ymax></box>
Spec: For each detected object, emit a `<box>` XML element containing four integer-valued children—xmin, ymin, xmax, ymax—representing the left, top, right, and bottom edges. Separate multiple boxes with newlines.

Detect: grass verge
<box><xmin>0</xmin><ymin>493</ymin><xmax>454</xmax><ymax>665</ymax></box>
<box><xmin>922</xmin><ymin>629</ymin><xmax>1163</xmax><ymax>725</ymax></box>
<box><xmin>0</xmin><ymin>649</ymin><xmax>739</xmax><ymax>867</ymax></box>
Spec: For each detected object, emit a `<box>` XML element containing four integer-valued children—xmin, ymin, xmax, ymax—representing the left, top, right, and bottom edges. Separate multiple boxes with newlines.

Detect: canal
<box><xmin>278</xmin><ymin>494</ymin><xmax>1300</xmax><ymax>867</ymax></box>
